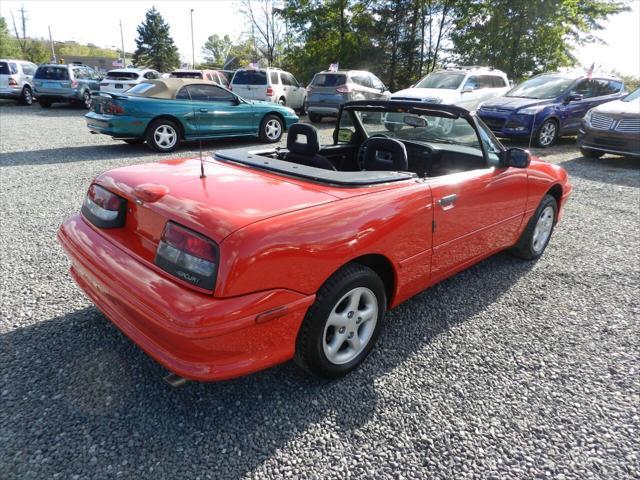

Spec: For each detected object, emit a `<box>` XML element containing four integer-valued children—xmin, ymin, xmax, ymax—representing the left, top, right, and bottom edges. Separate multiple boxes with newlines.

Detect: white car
<box><xmin>392</xmin><ymin>66</ymin><xmax>510</xmax><ymax>111</ymax></box>
<box><xmin>99</xmin><ymin>68</ymin><xmax>160</xmax><ymax>94</ymax></box>
<box><xmin>230</xmin><ymin>67</ymin><xmax>307</xmax><ymax>113</ymax></box>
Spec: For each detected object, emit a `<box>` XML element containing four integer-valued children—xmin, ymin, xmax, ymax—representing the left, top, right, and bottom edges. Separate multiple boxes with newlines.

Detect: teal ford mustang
<box><xmin>85</xmin><ymin>78</ymin><xmax>299</xmax><ymax>152</ymax></box>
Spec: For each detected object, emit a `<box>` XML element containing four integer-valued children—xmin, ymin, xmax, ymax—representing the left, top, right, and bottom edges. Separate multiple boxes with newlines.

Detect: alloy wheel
<box><xmin>265</xmin><ymin>119</ymin><xmax>282</xmax><ymax>140</ymax></box>
<box><xmin>83</xmin><ymin>91</ymin><xmax>92</xmax><ymax>109</ymax></box>
<box><xmin>153</xmin><ymin>125</ymin><xmax>178</xmax><ymax>149</ymax></box>
<box><xmin>538</xmin><ymin>121</ymin><xmax>557</xmax><ymax>147</ymax></box>
<box><xmin>23</xmin><ymin>88</ymin><xmax>33</xmax><ymax>105</ymax></box>
<box><xmin>532</xmin><ymin>205</ymin><xmax>554</xmax><ymax>254</ymax></box>
<box><xmin>322</xmin><ymin>287</ymin><xmax>378</xmax><ymax>365</ymax></box>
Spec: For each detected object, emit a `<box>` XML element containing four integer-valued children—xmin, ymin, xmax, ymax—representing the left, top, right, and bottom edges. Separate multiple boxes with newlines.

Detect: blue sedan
<box><xmin>85</xmin><ymin>78</ymin><xmax>299</xmax><ymax>152</ymax></box>
<box><xmin>477</xmin><ymin>73</ymin><xmax>626</xmax><ymax>147</ymax></box>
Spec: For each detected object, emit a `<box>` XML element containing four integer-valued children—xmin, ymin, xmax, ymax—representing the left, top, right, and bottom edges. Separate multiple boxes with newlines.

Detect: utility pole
<box><xmin>190</xmin><ymin>9</ymin><xmax>195</xmax><ymax>69</ymax></box>
<box><xmin>119</xmin><ymin>19</ymin><xmax>126</xmax><ymax>67</ymax></box>
<box><xmin>48</xmin><ymin>26</ymin><xmax>56</xmax><ymax>62</ymax></box>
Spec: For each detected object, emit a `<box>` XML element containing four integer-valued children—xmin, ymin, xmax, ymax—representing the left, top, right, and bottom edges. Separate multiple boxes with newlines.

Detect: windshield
<box><xmin>232</xmin><ymin>70</ymin><xmax>267</xmax><ymax>85</ymax></box>
<box><xmin>312</xmin><ymin>74</ymin><xmax>346</xmax><ymax>87</ymax></box>
<box><xmin>125</xmin><ymin>83</ymin><xmax>154</xmax><ymax>95</ymax></box>
<box><xmin>622</xmin><ymin>87</ymin><xmax>640</xmax><ymax>102</ymax></box>
<box><xmin>340</xmin><ymin>108</ymin><xmax>482</xmax><ymax>152</ymax></box>
<box><xmin>171</xmin><ymin>71</ymin><xmax>202</xmax><ymax>79</ymax></box>
<box><xmin>414</xmin><ymin>72</ymin><xmax>465</xmax><ymax>90</ymax></box>
<box><xmin>106</xmin><ymin>71</ymin><xmax>139</xmax><ymax>80</ymax></box>
<box><xmin>507</xmin><ymin>76</ymin><xmax>574</xmax><ymax>99</ymax></box>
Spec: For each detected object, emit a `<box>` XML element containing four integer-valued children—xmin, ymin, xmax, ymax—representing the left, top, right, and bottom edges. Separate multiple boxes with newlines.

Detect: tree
<box><xmin>0</xmin><ymin>17</ymin><xmax>21</xmax><ymax>58</ymax></box>
<box><xmin>132</xmin><ymin>7</ymin><xmax>180</xmax><ymax>71</ymax></box>
<box><xmin>202</xmin><ymin>34</ymin><xmax>233</xmax><ymax>66</ymax></box>
<box><xmin>240</xmin><ymin>0</ymin><xmax>285</xmax><ymax>66</ymax></box>
<box><xmin>450</xmin><ymin>0</ymin><xmax>629</xmax><ymax>80</ymax></box>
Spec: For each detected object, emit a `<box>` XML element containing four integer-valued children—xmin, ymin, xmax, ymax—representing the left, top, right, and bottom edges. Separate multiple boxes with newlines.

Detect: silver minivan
<box><xmin>306</xmin><ymin>70</ymin><xmax>390</xmax><ymax>122</ymax></box>
<box><xmin>230</xmin><ymin>68</ymin><xmax>307</xmax><ymax>113</ymax></box>
<box><xmin>0</xmin><ymin>59</ymin><xmax>37</xmax><ymax>105</ymax></box>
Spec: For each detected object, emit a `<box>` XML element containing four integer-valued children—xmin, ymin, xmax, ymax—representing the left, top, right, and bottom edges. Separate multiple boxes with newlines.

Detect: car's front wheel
<box><xmin>259</xmin><ymin>114</ymin><xmax>283</xmax><ymax>142</ymax></box>
<box><xmin>308</xmin><ymin>112</ymin><xmax>322</xmax><ymax>123</ymax></box>
<box><xmin>146</xmin><ymin>119</ymin><xmax>180</xmax><ymax>152</ymax></box>
<box><xmin>510</xmin><ymin>194</ymin><xmax>558</xmax><ymax>260</ymax></box>
<box><xmin>535</xmin><ymin>119</ymin><xmax>558</xmax><ymax>147</ymax></box>
<box><xmin>294</xmin><ymin>263</ymin><xmax>386</xmax><ymax>378</ymax></box>
<box><xmin>20</xmin><ymin>86</ymin><xmax>33</xmax><ymax>105</ymax></box>
<box><xmin>580</xmin><ymin>147</ymin><xmax>604</xmax><ymax>158</ymax></box>
<box><xmin>38</xmin><ymin>100</ymin><xmax>51</xmax><ymax>108</ymax></box>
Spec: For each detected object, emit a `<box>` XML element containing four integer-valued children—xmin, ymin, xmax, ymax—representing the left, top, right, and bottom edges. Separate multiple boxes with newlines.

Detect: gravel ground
<box><xmin>1</xmin><ymin>101</ymin><xmax>639</xmax><ymax>480</ymax></box>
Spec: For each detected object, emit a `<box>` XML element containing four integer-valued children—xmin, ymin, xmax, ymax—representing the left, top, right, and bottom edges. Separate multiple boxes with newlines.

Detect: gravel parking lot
<box><xmin>1</xmin><ymin>101</ymin><xmax>638</xmax><ymax>480</ymax></box>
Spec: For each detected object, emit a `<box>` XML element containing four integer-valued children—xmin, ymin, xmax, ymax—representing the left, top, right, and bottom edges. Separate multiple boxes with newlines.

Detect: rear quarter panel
<box><xmin>217</xmin><ymin>180</ymin><xmax>434</xmax><ymax>307</ymax></box>
<box><xmin>525</xmin><ymin>159</ymin><xmax>571</xmax><ymax>221</ymax></box>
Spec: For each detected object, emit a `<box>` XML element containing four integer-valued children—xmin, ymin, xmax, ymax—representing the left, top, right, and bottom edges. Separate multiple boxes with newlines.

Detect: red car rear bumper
<box><xmin>57</xmin><ymin>215</ymin><xmax>315</xmax><ymax>382</ymax></box>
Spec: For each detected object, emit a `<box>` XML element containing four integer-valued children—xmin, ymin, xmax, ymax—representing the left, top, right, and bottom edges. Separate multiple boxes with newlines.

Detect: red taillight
<box><xmin>81</xmin><ymin>184</ymin><xmax>126</xmax><ymax>228</ymax></box>
<box><xmin>266</xmin><ymin>86</ymin><xmax>274</xmax><ymax>96</ymax></box>
<box><xmin>336</xmin><ymin>86</ymin><xmax>352</xmax><ymax>93</ymax></box>
<box><xmin>106</xmin><ymin>102</ymin><xmax>124</xmax><ymax>114</ymax></box>
<box><xmin>128</xmin><ymin>83</ymin><xmax>135</xmax><ymax>88</ymax></box>
<box><xmin>71</xmin><ymin>80</ymin><xmax>78</xmax><ymax>88</ymax></box>
<box><xmin>8</xmin><ymin>78</ymin><xmax>18</xmax><ymax>86</ymax></box>
<box><xmin>155</xmin><ymin>222</ymin><xmax>219</xmax><ymax>290</ymax></box>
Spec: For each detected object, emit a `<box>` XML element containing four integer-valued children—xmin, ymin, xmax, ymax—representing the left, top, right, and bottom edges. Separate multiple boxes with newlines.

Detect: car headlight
<box><xmin>518</xmin><ymin>105</ymin><xmax>546</xmax><ymax>115</ymax></box>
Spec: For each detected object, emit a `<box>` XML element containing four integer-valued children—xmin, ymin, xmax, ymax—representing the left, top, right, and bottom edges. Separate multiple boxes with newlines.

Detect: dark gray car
<box><xmin>33</xmin><ymin>64</ymin><xmax>102</xmax><ymax>109</ymax></box>
<box><xmin>306</xmin><ymin>70</ymin><xmax>390</xmax><ymax>122</ymax></box>
<box><xmin>0</xmin><ymin>59</ymin><xmax>37</xmax><ymax>105</ymax></box>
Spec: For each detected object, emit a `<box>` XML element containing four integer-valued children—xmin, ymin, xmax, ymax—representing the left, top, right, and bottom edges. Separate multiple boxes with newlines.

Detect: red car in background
<box><xmin>58</xmin><ymin>100</ymin><xmax>572</xmax><ymax>384</ymax></box>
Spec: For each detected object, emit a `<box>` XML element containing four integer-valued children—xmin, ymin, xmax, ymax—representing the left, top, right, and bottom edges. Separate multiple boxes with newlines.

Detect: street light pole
<box><xmin>190</xmin><ymin>9</ymin><xmax>195</xmax><ymax>69</ymax></box>
<box><xmin>48</xmin><ymin>25</ymin><xmax>56</xmax><ymax>63</ymax></box>
<box><xmin>119</xmin><ymin>19</ymin><xmax>126</xmax><ymax>67</ymax></box>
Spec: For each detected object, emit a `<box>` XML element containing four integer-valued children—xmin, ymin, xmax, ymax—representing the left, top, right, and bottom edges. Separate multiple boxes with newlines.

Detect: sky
<box><xmin>1</xmin><ymin>0</ymin><xmax>639</xmax><ymax>76</ymax></box>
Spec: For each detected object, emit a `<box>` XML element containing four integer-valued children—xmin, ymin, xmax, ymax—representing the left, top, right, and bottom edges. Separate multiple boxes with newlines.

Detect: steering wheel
<box><xmin>357</xmin><ymin>134</ymin><xmax>389</xmax><ymax>169</ymax></box>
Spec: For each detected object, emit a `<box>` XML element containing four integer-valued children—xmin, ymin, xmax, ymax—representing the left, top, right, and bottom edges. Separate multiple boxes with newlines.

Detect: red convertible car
<box><xmin>58</xmin><ymin>100</ymin><xmax>572</xmax><ymax>384</ymax></box>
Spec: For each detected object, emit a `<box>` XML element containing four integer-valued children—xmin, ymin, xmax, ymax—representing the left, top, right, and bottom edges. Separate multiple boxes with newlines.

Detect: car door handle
<box><xmin>199</xmin><ymin>108</ymin><xmax>208</xmax><ymax>113</ymax></box>
<box><xmin>438</xmin><ymin>194</ymin><xmax>458</xmax><ymax>208</ymax></box>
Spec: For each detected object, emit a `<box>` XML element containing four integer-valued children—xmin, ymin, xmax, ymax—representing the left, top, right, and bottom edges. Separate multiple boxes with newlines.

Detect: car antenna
<box><xmin>185</xmin><ymin>82</ymin><xmax>206</xmax><ymax>178</ymax></box>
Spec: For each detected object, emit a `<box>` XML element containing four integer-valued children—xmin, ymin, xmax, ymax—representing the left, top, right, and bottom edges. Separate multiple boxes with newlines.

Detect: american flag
<box><xmin>328</xmin><ymin>63</ymin><xmax>339</xmax><ymax>72</ymax></box>
<box><xmin>586</xmin><ymin>62</ymin><xmax>595</xmax><ymax>79</ymax></box>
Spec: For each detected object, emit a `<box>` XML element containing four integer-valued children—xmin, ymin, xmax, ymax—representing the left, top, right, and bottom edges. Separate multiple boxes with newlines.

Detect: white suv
<box><xmin>99</xmin><ymin>68</ymin><xmax>160</xmax><ymax>94</ymax></box>
<box><xmin>391</xmin><ymin>66</ymin><xmax>510</xmax><ymax>110</ymax></box>
<box><xmin>230</xmin><ymin>67</ymin><xmax>307</xmax><ymax>113</ymax></box>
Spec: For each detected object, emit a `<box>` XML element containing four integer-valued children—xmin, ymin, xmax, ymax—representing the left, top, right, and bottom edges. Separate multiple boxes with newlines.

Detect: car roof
<box><xmin>129</xmin><ymin>78</ymin><xmax>228</xmax><ymax>98</ymax></box>
<box><xmin>108</xmin><ymin>68</ymin><xmax>153</xmax><ymax>73</ymax></box>
<box><xmin>438</xmin><ymin>67</ymin><xmax>508</xmax><ymax>76</ymax></box>
<box><xmin>0</xmin><ymin>59</ymin><xmax>34</xmax><ymax>63</ymax></box>
<box><xmin>316</xmin><ymin>70</ymin><xmax>369</xmax><ymax>75</ymax></box>
<box><xmin>532</xmin><ymin>71</ymin><xmax>622</xmax><ymax>81</ymax></box>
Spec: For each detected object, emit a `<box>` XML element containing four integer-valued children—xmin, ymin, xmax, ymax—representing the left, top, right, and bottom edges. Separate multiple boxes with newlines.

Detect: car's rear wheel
<box><xmin>308</xmin><ymin>112</ymin><xmax>322</xmax><ymax>123</ymax></box>
<box><xmin>82</xmin><ymin>90</ymin><xmax>92</xmax><ymax>109</ymax></box>
<box><xmin>146</xmin><ymin>119</ymin><xmax>180</xmax><ymax>152</ymax></box>
<box><xmin>580</xmin><ymin>147</ymin><xmax>604</xmax><ymax>158</ymax></box>
<box><xmin>535</xmin><ymin>119</ymin><xmax>558</xmax><ymax>147</ymax></box>
<box><xmin>298</xmin><ymin>98</ymin><xmax>307</xmax><ymax>115</ymax></box>
<box><xmin>510</xmin><ymin>194</ymin><xmax>558</xmax><ymax>260</ymax></box>
<box><xmin>294</xmin><ymin>263</ymin><xmax>386</xmax><ymax>378</ymax></box>
<box><xmin>259</xmin><ymin>114</ymin><xmax>283</xmax><ymax>143</ymax></box>
<box><xmin>20</xmin><ymin>86</ymin><xmax>33</xmax><ymax>105</ymax></box>
<box><xmin>38</xmin><ymin>100</ymin><xmax>51</xmax><ymax>108</ymax></box>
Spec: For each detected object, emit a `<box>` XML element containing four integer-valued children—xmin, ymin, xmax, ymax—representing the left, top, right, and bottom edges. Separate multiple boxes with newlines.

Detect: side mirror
<box><xmin>337</xmin><ymin>128</ymin><xmax>354</xmax><ymax>143</ymax></box>
<box><xmin>501</xmin><ymin>147</ymin><xmax>531</xmax><ymax>168</ymax></box>
<box><xmin>566</xmin><ymin>93</ymin><xmax>583</xmax><ymax>103</ymax></box>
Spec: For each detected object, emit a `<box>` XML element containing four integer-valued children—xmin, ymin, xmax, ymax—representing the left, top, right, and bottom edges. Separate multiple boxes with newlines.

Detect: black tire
<box><xmin>259</xmin><ymin>114</ymin><xmax>284</xmax><ymax>143</ymax></box>
<box><xmin>123</xmin><ymin>139</ymin><xmax>144</xmax><ymax>145</ymax></box>
<box><xmin>294</xmin><ymin>263</ymin><xmax>387</xmax><ymax>378</ymax></box>
<box><xmin>580</xmin><ymin>147</ymin><xmax>604</xmax><ymax>158</ymax></box>
<box><xmin>38</xmin><ymin>100</ymin><xmax>51</xmax><ymax>108</ymax></box>
<box><xmin>510</xmin><ymin>194</ymin><xmax>558</xmax><ymax>260</ymax></box>
<box><xmin>20</xmin><ymin>86</ymin><xmax>33</xmax><ymax>105</ymax></box>
<box><xmin>145</xmin><ymin>119</ymin><xmax>181</xmax><ymax>152</ymax></box>
<box><xmin>298</xmin><ymin>98</ymin><xmax>307</xmax><ymax>115</ymax></box>
<box><xmin>308</xmin><ymin>112</ymin><xmax>322</xmax><ymax>123</ymax></box>
<box><xmin>534</xmin><ymin>119</ymin><xmax>558</xmax><ymax>148</ymax></box>
<box><xmin>82</xmin><ymin>90</ymin><xmax>92</xmax><ymax>110</ymax></box>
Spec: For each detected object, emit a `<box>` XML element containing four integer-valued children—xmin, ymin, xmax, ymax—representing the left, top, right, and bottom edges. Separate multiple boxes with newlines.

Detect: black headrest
<box><xmin>362</xmin><ymin>137</ymin><xmax>408</xmax><ymax>171</ymax></box>
<box><xmin>287</xmin><ymin>123</ymin><xmax>320</xmax><ymax>155</ymax></box>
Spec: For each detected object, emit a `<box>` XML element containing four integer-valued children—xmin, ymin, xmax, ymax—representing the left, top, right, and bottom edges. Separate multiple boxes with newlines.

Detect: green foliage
<box><xmin>56</xmin><ymin>41</ymin><xmax>121</xmax><ymax>59</ymax></box>
<box><xmin>0</xmin><ymin>17</ymin><xmax>21</xmax><ymax>58</ymax></box>
<box><xmin>133</xmin><ymin>7</ymin><xmax>180</xmax><ymax>71</ymax></box>
<box><xmin>449</xmin><ymin>0</ymin><xmax>630</xmax><ymax>80</ymax></box>
<box><xmin>202</xmin><ymin>34</ymin><xmax>233</xmax><ymax>66</ymax></box>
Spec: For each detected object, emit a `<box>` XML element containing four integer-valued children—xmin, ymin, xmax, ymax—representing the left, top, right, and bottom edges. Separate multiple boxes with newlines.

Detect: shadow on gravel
<box><xmin>1</xmin><ymin>251</ymin><xmax>533</xmax><ymax>478</ymax></box>
<box><xmin>559</xmin><ymin>154</ymin><xmax>640</xmax><ymax>188</ymax></box>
